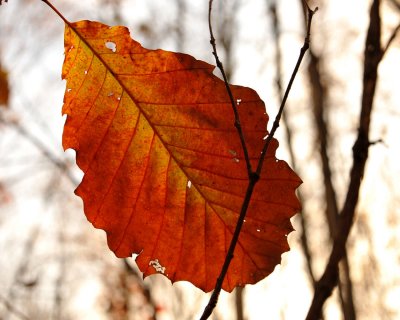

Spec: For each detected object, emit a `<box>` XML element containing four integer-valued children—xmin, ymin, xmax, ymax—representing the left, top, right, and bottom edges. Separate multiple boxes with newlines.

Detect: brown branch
<box><xmin>235</xmin><ymin>287</ymin><xmax>244</xmax><ymax>320</ymax></box>
<box><xmin>381</xmin><ymin>22</ymin><xmax>400</xmax><ymax>57</ymax></box>
<box><xmin>199</xmin><ymin>2</ymin><xmax>317</xmax><ymax>319</ymax></box>
<box><xmin>299</xmin><ymin>0</ymin><xmax>359</xmax><ymax>316</ymax></box>
<box><xmin>338</xmin><ymin>257</ymin><xmax>356</xmax><ymax>320</ymax></box>
<box><xmin>269</xmin><ymin>1</ymin><xmax>317</xmax><ymax>287</ymax></box>
<box><xmin>207</xmin><ymin>0</ymin><xmax>253</xmax><ymax>177</ymax></box>
<box><xmin>303</xmin><ymin>18</ymin><xmax>356</xmax><ymax>320</ymax></box>
<box><xmin>41</xmin><ymin>0</ymin><xmax>70</xmax><ymax>25</ymax></box>
<box><xmin>214</xmin><ymin>3</ymin><xmax>247</xmax><ymax>318</ymax></box>
<box><xmin>305</xmin><ymin>0</ymin><xmax>383</xmax><ymax>318</ymax></box>
<box><xmin>256</xmin><ymin>3</ymin><xmax>318</xmax><ymax>176</ymax></box>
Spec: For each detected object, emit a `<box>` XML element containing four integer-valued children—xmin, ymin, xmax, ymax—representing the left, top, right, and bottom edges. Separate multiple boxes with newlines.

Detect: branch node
<box><xmin>250</xmin><ymin>172</ymin><xmax>260</xmax><ymax>183</ymax></box>
<box><xmin>201</xmin><ymin>1</ymin><xmax>316</xmax><ymax>319</ymax></box>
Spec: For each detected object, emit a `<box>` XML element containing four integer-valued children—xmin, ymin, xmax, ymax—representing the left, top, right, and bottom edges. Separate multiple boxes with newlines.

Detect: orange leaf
<box><xmin>62</xmin><ymin>20</ymin><xmax>301</xmax><ymax>292</ymax></box>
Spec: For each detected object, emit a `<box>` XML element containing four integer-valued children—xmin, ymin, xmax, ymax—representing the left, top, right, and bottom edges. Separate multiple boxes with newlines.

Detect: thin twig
<box><xmin>207</xmin><ymin>0</ymin><xmax>253</xmax><ymax>177</ymax></box>
<box><xmin>199</xmin><ymin>3</ymin><xmax>317</xmax><ymax>320</ymax></box>
<box><xmin>256</xmin><ymin>3</ymin><xmax>318</xmax><ymax>176</ymax></box>
<box><xmin>305</xmin><ymin>0</ymin><xmax>383</xmax><ymax>318</ymax></box>
<box><xmin>40</xmin><ymin>0</ymin><xmax>70</xmax><ymax>25</ymax></box>
<box><xmin>269</xmin><ymin>0</ymin><xmax>318</xmax><ymax>289</ymax></box>
<box><xmin>381</xmin><ymin>22</ymin><xmax>400</xmax><ymax>57</ymax></box>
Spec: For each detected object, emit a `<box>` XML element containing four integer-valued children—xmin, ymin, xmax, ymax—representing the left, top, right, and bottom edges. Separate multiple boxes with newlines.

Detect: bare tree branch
<box><xmin>207</xmin><ymin>0</ymin><xmax>253</xmax><ymax>176</ymax></box>
<box><xmin>200</xmin><ymin>2</ymin><xmax>317</xmax><ymax>319</ymax></box>
<box><xmin>300</xmin><ymin>0</ymin><xmax>374</xmax><ymax>317</ymax></box>
<box><xmin>235</xmin><ymin>287</ymin><xmax>244</xmax><ymax>320</ymax></box>
<box><xmin>381</xmin><ymin>22</ymin><xmax>400</xmax><ymax>57</ymax></box>
<box><xmin>306</xmin><ymin>0</ymin><xmax>383</xmax><ymax>318</ymax></box>
<box><xmin>269</xmin><ymin>0</ymin><xmax>317</xmax><ymax>287</ymax></box>
<box><xmin>256</xmin><ymin>2</ymin><xmax>318</xmax><ymax>176</ymax></box>
<box><xmin>304</xmin><ymin>29</ymin><xmax>356</xmax><ymax>320</ymax></box>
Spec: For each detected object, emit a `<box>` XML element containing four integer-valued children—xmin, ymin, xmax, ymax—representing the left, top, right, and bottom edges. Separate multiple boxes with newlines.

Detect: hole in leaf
<box><xmin>107</xmin><ymin>92</ymin><xmax>114</xmax><ymax>97</ymax></box>
<box><xmin>84</xmin><ymin>70</ymin><xmax>88</xmax><ymax>75</ymax></box>
<box><xmin>149</xmin><ymin>259</ymin><xmax>166</xmax><ymax>274</ymax></box>
<box><xmin>187</xmin><ymin>180</ymin><xmax>192</xmax><ymax>188</ymax></box>
<box><xmin>105</xmin><ymin>41</ymin><xmax>117</xmax><ymax>52</ymax></box>
<box><xmin>232</xmin><ymin>158</ymin><xmax>240</xmax><ymax>163</ymax></box>
<box><xmin>228</xmin><ymin>149</ymin><xmax>237</xmax><ymax>156</ymax></box>
<box><xmin>236</xmin><ymin>98</ymin><xmax>242</xmax><ymax>105</ymax></box>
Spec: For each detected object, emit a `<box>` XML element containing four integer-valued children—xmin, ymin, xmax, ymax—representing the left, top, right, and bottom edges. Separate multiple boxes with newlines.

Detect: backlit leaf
<box><xmin>62</xmin><ymin>20</ymin><xmax>301</xmax><ymax>292</ymax></box>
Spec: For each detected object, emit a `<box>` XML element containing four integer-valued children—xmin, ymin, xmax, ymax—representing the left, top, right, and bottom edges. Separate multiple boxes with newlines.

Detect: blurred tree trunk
<box><xmin>268</xmin><ymin>0</ymin><xmax>318</xmax><ymax>291</ymax></box>
<box><xmin>235</xmin><ymin>287</ymin><xmax>244</xmax><ymax>320</ymax></box>
<box><xmin>306</xmin><ymin>47</ymin><xmax>356</xmax><ymax>320</ymax></box>
<box><xmin>299</xmin><ymin>1</ymin><xmax>357</xmax><ymax>318</ymax></box>
<box><xmin>306</xmin><ymin>0</ymin><xmax>384</xmax><ymax>317</ymax></box>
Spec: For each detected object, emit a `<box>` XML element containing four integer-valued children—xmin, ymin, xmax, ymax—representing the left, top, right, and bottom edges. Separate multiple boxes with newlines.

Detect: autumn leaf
<box><xmin>62</xmin><ymin>20</ymin><xmax>301</xmax><ymax>292</ymax></box>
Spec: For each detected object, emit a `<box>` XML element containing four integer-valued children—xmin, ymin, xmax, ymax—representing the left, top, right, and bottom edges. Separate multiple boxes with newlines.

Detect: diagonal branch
<box><xmin>299</xmin><ymin>1</ymin><xmax>356</xmax><ymax>315</ymax></box>
<box><xmin>381</xmin><ymin>22</ymin><xmax>400</xmax><ymax>57</ymax></box>
<box><xmin>199</xmin><ymin>2</ymin><xmax>317</xmax><ymax>320</ymax></box>
<box><xmin>207</xmin><ymin>0</ymin><xmax>253</xmax><ymax>177</ymax></box>
<box><xmin>269</xmin><ymin>0</ymin><xmax>317</xmax><ymax>288</ymax></box>
<box><xmin>256</xmin><ymin>2</ymin><xmax>318</xmax><ymax>176</ymax></box>
<box><xmin>305</xmin><ymin>0</ymin><xmax>383</xmax><ymax>318</ymax></box>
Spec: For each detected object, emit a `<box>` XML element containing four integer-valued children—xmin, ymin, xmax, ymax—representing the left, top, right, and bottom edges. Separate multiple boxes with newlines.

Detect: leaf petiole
<box><xmin>41</xmin><ymin>0</ymin><xmax>71</xmax><ymax>25</ymax></box>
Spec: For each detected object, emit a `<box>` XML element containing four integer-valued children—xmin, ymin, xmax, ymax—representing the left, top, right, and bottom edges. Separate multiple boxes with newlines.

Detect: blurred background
<box><xmin>0</xmin><ymin>0</ymin><xmax>400</xmax><ymax>319</ymax></box>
